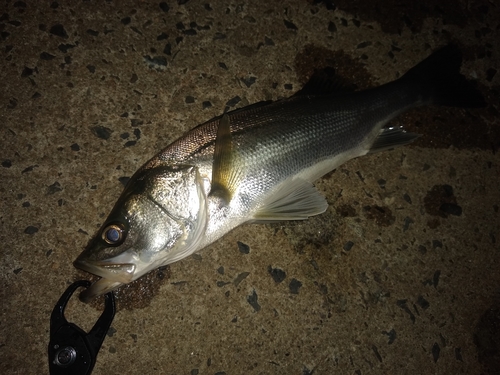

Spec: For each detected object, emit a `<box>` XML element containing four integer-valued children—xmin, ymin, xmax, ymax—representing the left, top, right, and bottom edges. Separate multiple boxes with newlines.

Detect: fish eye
<box><xmin>101</xmin><ymin>223</ymin><xmax>125</xmax><ymax>245</ymax></box>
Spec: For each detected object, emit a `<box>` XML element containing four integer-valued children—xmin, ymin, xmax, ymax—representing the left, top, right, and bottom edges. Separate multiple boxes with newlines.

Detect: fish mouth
<box><xmin>73</xmin><ymin>258</ymin><xmax>136</xmax><ymax>302</ymax></box>
<box><xmin>78</xmin><ymin>278</ymin><xmax>123</xmax><ymax>303</ymax></box>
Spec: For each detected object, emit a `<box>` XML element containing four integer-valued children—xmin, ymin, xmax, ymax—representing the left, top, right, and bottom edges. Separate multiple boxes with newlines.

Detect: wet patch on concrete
<box><xmin>76</xmin><ymin>266</ymin><xmax>171</xmax><ymax>311</ymax></box>
<box><xmin>279</xmin><ymin>212</ymin><xmax>340</xmax><ymax>252</ymax></box>
<box><xmin>336</xmin><ymin>203</ymin><xmax>357</xmax><ymax>218</ymax></box>
<box><xmin>393</xmin><ymin>104</ymin><xmax>497</xmax><ymax>151</ymax></box>
<box><xmin>362</xmin><ymin>205</ymin><xmax>396</xmax><ymax>226</ymax></box>
<box><xmin>295</xmin><ymin>45</ymin><xmax>374</xmax><ymax>91</ymax></box>
<box><xmin>424</xmin><ymin>184</ymin><xmax>462</xmax><ymax>228</ymax></box>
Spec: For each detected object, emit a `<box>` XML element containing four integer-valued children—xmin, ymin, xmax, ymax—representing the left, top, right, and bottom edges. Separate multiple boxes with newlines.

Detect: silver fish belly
<box><xmin>74</xmin><ymin>45</ymin><xmax>485</xmax><ymax>301</ymax></box>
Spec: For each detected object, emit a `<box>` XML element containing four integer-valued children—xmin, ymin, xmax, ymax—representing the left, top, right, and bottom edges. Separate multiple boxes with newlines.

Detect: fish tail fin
<box><xmin>402</xmin><ymin>44</ymin><xmax>486</xmax><ymax>108</ymax></box>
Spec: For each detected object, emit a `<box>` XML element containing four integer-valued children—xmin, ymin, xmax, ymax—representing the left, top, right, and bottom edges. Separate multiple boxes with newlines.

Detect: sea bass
<box><xmin>74</xmin><ymin>45</ymin><xmax>484</xmax><ymax>301</ymax></box>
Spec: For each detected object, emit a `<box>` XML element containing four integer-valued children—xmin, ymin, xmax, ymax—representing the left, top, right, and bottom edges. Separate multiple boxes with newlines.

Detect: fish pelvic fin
<box><xmin>368</xmin><ymin>127</ymin><xmax>421</xmax><ymax>154</ymax></box>
<box><xmin>209</xmin><ymin>112</ymin><xmax>242</xmax><ymax>203</ymax></box>
<box><xmin>252</xmin><ymin>178</ymin><xmax>328</xmax><ymax>222</ymax></box>
<box><xmin>402</xmin><ymin>44</ymin><xmax>486</xmax><ymax>108</ymax></box>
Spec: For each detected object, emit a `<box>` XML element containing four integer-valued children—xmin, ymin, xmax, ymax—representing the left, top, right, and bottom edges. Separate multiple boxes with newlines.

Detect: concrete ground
<box><xmin>1</xmin><ymin>1</ymin><xmax>499</xmax><ymax>374</ymax></box>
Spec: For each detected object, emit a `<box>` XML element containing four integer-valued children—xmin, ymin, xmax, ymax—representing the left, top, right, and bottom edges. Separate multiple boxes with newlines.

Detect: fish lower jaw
<box><xmin>79</xmin><ymin>278</ymin><xmax>123</xmax><ymax>303</ymax></box>
<box><xmin>73</xmin><ymin>259</ymin><xmax>136</xmax><ymax>283</ymax></box>
<box><xmin>73</xmin><ymin>259</ymin><xmax>137</xmax><ymax>301</ymax></box>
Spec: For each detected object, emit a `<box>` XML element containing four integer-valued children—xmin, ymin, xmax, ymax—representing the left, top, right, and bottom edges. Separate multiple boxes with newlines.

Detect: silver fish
<box><xmin>74</xmin><ymin>45</ymin><xmax>484</xmax><ymax>301</ymax></box>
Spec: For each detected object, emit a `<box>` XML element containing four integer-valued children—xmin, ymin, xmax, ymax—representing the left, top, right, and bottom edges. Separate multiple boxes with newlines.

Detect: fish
<box><xmin>74</xmin><ymin>45</ymin><xmax>485</xmax><ymax>302</ymax></box>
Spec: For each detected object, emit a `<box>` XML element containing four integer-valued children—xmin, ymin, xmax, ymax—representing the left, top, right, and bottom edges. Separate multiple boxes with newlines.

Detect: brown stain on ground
<box><xmin>423</xmin><ymin>184</ymin><xmax>462</xmax><ymax>229</ymax></box>
<box><xmin>363</xmin><ymin>205</ymin><xmax>396</xmax><ymax>227</ymax></box>
<box><xmin>424</xmin><ymin>184</ymin><xmax>458</xmax><ymax>217</ymax></box>
<box><xmin>295</xmin><ymin>45</ymin><xmax>375</xmax><ymax>91</ymax></box>
<box><xmin>75</xmin><ymin>266</ymin><xmax>171</xmax><ymax>311</ymax></box>
<box><xmin>336</xmin><ymin>204</ymin><xmax>357</xmax><ymax>218</ymax></box>
<box><xmin>392</xmin><ymin>100</ymin><xmax>498</xmax><ymax>151</ymax></box>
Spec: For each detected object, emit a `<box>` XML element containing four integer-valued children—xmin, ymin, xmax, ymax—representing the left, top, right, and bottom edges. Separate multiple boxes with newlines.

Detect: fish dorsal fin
<box><xmin>294</xmin><ymin>67</ymin><xmax>356</xmax><ymax>97</ymax></box>
<box><xmin>252</xmin><ymin>178</ymin><xmax>328</xmax><ymax>222</ymax></box>
<box><xmin>226</xmin><ymin>100</ymin><xmax>273</xmax><ymax>114</ymax></box>
<box><xmin>209</xmin><ymin>113</ymin><xmax>241</xmax><ymax>203</ymax></box>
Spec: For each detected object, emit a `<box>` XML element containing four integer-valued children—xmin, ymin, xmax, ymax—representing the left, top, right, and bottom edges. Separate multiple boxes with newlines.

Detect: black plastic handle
<box><xmin>48</xmin><ymin>280</ymin><xmax>115</xmax><ymax>375</ymax></box>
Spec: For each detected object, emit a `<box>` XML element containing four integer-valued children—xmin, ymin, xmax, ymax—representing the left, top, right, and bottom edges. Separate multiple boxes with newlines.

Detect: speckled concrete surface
<box><xmin>1</xmin><ymin>1</ymin><xmax>499</xmax><ymax>374</ymax></box>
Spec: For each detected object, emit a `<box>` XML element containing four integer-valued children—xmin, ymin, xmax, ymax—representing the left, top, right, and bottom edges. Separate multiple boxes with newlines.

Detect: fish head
<box><xmin>74</xmin><ymin>164</ymin><xmax>208</xmax><ymax>302</ymax></box>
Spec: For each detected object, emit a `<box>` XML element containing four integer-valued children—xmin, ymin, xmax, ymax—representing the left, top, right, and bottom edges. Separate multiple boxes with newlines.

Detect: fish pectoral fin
<box><xmin>252</xmin><ymin>178</ymin><xmax>328</xmax><ymax>222</ymax></box>
<box><xmin>209</xmin><ymin>112</ymin><xmax>242</xmax><ymax>203</ymax></box>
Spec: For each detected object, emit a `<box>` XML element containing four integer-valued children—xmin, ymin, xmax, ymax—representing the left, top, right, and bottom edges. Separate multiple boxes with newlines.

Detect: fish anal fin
<box><xmin>253</xmin><ymin>179</ymin><xmax>328</xmax><ymax>222</ymax></box>
<box><xmin>368</xmin><ymin>127</ymin><xmax>421</xmax><ymax>154</ymax></box>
